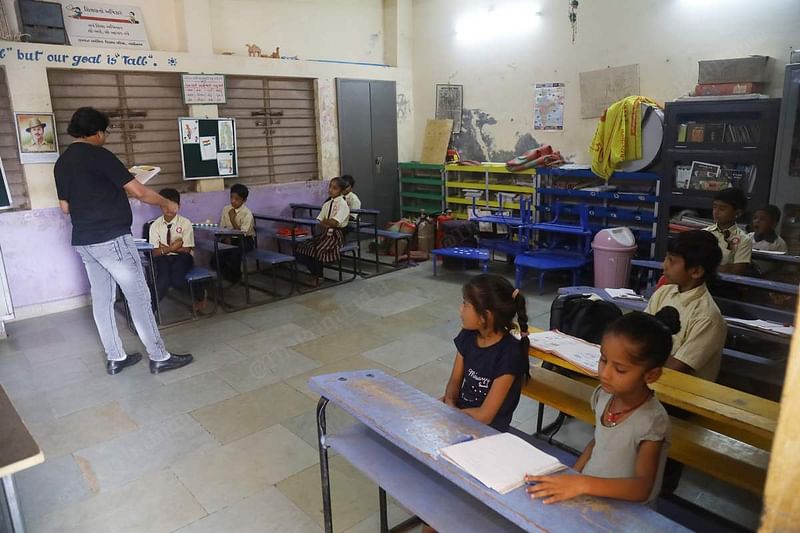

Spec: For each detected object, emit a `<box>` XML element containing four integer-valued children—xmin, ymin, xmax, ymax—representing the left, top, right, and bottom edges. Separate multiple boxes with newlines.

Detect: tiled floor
<box><xmin>2</xmin><ymin>264</ymin><xmax>760</xmax><ymax>532</ymax></box>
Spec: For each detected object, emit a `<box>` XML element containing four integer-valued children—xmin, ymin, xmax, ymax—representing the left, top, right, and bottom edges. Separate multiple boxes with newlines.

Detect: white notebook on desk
<box><xmin>528</xmin><ymin>330</ymin><xmax>601</xmax><ymax>375</ymax></box>
<box><xmin>439</xmin><ymin>433</ymin><xmax>566</xmax><ymax>495</ymax></box>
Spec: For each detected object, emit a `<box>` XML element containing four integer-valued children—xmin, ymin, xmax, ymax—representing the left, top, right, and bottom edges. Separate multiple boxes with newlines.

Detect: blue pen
<box><xmin>451</xmin><ymin>435</ymin><xmax>475</xmax><ymax>445</ymax></box>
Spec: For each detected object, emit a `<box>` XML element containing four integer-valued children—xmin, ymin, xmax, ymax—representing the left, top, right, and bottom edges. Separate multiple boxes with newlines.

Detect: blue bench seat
<box><xmin>515</xmin><ymin>250</ymin><xmax>587</xmax><ymax>292</ymax></box>
<box><xmin>430</xmin><ymin>247</ymin><xmax>490</xmax><ymax>276</ymax></box>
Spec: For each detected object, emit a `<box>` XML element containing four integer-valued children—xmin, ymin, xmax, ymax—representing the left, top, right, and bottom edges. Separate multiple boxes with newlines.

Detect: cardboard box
<box><xmin>698</xmin><ymin>56</ymin><xmax>772</xmax><ymax>84</ymax></box>
<box><xmin>694</xmin><ymin>82</ymin><xmax>766</xmax><ymax>96</ymax></box>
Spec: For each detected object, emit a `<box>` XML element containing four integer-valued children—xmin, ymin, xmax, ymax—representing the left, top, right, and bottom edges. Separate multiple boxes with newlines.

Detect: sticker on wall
<box><xmin>199</xmin><ymin>137</ymin><xmax>217</xmax><ymax>161</ymax></box>
<box><xmin>61</xmin><ymin>2</ymin><xmax>151</xmax><ymax>50</ymax></box>
<box><xmin>435</xmin><ymin>84</ymin><xmax>463</xmax><ymax>134</ymax></box>
<box><xmin>534</xmin><ymin>83</ymin><xmax>565</xmax><ymax>131</ymax></box>
<box><xmin>180</xmin><ymin>119</ymin><xmax>199</xmax><ymax>144</ymax></box>
<box><xmin>14</xmin><ymin>113</ymin><xmax>59</xmax><ymax>164</ymax></box>
<box><xmin>218</xmin><ymin>120</ymin><xmax>234</xmax><ymax>151</ymax></box>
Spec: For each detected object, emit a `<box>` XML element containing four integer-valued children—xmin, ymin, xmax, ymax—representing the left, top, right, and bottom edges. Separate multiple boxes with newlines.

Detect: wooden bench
<box><xmin>522</xmin><ymin>365</ymin><xmax>769</xmax><ymax>495</ymax></box>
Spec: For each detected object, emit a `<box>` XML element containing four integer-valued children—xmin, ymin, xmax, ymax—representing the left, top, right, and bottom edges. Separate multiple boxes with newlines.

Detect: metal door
<box><xmin>369</xmin><ymin>80</ymin><xmax>399</xmax><ymax>226</ymax></box>
<box><xmin>336</xmin><ymin>79</ymin><xmax>398</xmax><ymax>225</ymax></box>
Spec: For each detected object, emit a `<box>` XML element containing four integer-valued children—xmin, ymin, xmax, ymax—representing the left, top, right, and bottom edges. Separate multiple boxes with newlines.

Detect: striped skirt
<box><xmin>296</xmin><ymin>228</ymin><xmax>344</xmax><ymax>264</ymax></box>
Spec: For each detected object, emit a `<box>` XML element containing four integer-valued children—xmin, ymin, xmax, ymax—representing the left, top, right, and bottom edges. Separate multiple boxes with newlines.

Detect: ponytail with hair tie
<box><xmin>514</xmin><ymin>288</ymin><xmax>531</xmax><ymax>381</ymax></box>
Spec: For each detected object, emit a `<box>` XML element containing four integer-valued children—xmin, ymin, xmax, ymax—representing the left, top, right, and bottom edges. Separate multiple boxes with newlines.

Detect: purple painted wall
<box><xmin>0</xmin><ymin>181</ymin><xmax>327</xmax><ymax>312</ymax></box>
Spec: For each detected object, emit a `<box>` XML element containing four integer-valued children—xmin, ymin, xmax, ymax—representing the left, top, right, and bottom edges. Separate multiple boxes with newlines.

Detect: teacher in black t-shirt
<box><xmin>54</xmin><ymin>107</ymin><xmax>193</xmax><ymax>375</ymax></box>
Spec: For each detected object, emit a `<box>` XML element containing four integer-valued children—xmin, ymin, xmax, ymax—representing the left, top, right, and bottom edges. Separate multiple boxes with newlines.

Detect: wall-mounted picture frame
<box><xmin>435</xmin><ymin>84</ymin><xmax>463</xmax><ymax>134</ymax></box>
<box><xmin>14</xmin><ymin>112</ymin><xmax>59</xmax><ymax>164</ymax></box>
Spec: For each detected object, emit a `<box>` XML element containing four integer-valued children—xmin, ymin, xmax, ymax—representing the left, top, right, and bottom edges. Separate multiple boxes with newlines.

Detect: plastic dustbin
<box><xmin>592</xmin><ymin>227</ymin><xmax>638</xmax><ymax>288</ymax></box>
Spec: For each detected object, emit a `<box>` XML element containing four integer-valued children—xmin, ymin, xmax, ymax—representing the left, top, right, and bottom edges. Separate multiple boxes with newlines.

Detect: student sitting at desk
<box><xmin>218</xmin><ymin>183</ymin><xmax>255</xmax><ymax>283</ymax></box>
<box><xmin>526</xmin><ymin>309</ymin><xmax>678</xmax><ymax>506</ymax></box>
<box><xmin>441</xmin><ymin>274</ymin><xmax>530</xmax><ymax>432</ymax></box>
<box><xmin>645</xmin><ymin>230</ymin><xmax>726</xmax><ymax>381</ymax></box>
<box><xmin>704</xmin><ymin>187</ymin><xmax>752</xmax><ymax>275</ymax></box>
<box><xmin>342</xmin><ymin>174</ymin><xmax>361</xmax><ymax>220</ymax></box>
<box><xmin>148</xmin><ymin>189</ymin><xmax>207</xmax><ymax>312</ymax></box>
<box><xmin>295</xmin><ymin>177</ymin><xmax>350</xmax><ymax>284</ymax></box>
<box><xmin>749</xmin><ymin>204</ymin><xmax>788</xmax><ymax>276</ymax></box>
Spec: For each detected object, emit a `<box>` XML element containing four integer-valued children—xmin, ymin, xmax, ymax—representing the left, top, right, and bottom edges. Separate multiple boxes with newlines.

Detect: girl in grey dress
<box><xmin>526</xmin><ymin>307</ymin><xmax>680</xmax><ymax>506</ymax></box>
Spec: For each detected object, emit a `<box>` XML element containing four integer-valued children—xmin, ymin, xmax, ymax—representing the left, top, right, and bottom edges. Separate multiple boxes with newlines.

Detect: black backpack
<box><xmin>549</xmin><ymin>294</ymin><xmax>622</xmax><ymax>344</ymax></box>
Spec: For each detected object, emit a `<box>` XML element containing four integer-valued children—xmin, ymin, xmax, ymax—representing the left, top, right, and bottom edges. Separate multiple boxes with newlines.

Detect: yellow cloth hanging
<box><xmin>589</xmin><ymin>95</ymin><xmax>660</xmax><ymax>179</ymax></box>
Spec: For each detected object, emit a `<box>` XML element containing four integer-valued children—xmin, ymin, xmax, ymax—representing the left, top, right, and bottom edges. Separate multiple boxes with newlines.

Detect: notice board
<box><xmin>179</xmin><ymin>117</ymin><xmax>238</xmax><ymax>180</ymax></box>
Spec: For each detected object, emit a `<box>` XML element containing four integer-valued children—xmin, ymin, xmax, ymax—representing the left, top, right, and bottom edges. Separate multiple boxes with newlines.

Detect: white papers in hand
<box><xmin>439</xmin><ymin>433</ymin><xmax>565</xmax><ymax>494</ymax></box>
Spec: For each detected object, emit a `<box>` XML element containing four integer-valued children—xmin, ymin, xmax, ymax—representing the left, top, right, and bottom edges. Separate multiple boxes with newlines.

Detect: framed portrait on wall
<box><xmin>14</xmin><ymin>112</ymin><xmax>59</xmax><ymax>164</ymax></box>
<box><xmin>435</xmin><ymin>84</ymin><xmax>463</xmax><ymax>134</ymax></box>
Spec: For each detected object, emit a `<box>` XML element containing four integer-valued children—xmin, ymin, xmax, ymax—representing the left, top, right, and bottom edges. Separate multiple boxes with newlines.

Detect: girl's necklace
<box><xmin>605</xmin><ymin>391</ymin><xmax>652</xmax><ymax>427</ymax></box>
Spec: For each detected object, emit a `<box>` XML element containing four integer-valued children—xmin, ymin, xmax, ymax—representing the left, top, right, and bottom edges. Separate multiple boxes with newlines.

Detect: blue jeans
<box><xmin>75</xmin><ymin>234</ymin><xmax>169</xmax><ymax>362</ymax></box>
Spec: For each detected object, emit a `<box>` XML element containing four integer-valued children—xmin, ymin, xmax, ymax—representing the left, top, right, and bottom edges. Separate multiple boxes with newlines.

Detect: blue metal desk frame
<box><xmin>309</xmin><ymin>370</ymin><xmax>688</xmax><ymax>533</ymax></box>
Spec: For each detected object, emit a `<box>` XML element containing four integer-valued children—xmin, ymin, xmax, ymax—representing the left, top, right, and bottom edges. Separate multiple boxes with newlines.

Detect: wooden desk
<box><xmin>752</xmin><ymin>250</ymin><xmax>800</xmax><ymax>264</ymax></box>
<box><xmin>309</xmin><ymin>370</ymin><xmax>687</xmax><ymax>533</ymax></box>
<box><xmin>529</xmin><ymin>340</ymin><xmax>779</xmax><ymax>450</ymax></box>
<box><xmin>0</xmin><ymin>385</ymin><xmax>44</xmax><ymax>532</ymax></box>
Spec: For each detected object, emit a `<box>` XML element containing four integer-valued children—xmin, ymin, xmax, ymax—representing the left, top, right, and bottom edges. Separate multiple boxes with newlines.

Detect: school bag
<box><xmin>548</xmin><ymin>294</ymin><xmax>622</xmax><ymax>344</ymax></box>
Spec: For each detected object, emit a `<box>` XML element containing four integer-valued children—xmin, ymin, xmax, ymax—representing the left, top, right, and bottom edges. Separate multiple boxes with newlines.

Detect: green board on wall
<box><xmin>179</xmin><ymin>117</ymin><xmax>238</xmax><ymax>180</ymax></box>
<box><xmin>0</xmin><ymin>157</ymin><xmax>11</xmax><ymax>210</ymax></box>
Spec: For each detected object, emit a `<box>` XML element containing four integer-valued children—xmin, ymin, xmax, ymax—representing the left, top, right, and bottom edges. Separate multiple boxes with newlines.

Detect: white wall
<box><xmin>411</xmin><ymin>0</ymin><xmax>800</xmax><ymax>164</ymax></box>
<box><xmin>210</xmin><ymin>0</ymin><xmax>385</xmax><ymax>63</ymax></box>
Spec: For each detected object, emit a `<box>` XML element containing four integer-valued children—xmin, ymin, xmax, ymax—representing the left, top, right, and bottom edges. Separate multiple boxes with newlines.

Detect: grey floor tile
<box><xmin>73</xmin><ymin>413</ymin><xmax>218</xmax><ymax>492</ymax></box>
<box><xmin>235</xmin><ymin>302</ymin><xmax>323</xmax><ymax>330</ymax></box>
<box><xmin>343</xmin><ymin>503</ymin><xmax>414</xmax><ymax>533</ymax></box>
<box><xmin>29</xmin><ymin>469</ymin><xmax>207</xmax><ymax>533</ymax></box>
<box><xmin>175</xmin><ymin>486</ymin><xmax>321</xmax><ymax>533</ymax></box>
<box><xmin>362</xmin><ymin>332</ymin><xmax>454</xmax><ymax>373</ymax></box>
<box><xmin>292</xmin><ymin>329</ymin><xmax>393</xmax><ymax>365</ymax></box>
<box><xmin>45</xmin><ymin>368</ymin><xmax>164</xmax><ymax>418</ymax></box>
<box><xmin>172</xmin><ymin>424</ymin><xmax>318</xmax><ymax>513</ymax></box>
<box><xmin>153</xmin><ymin>343</ymin><xmax>249</xmax><ymax>385</ymax></box>
<box><xmin>397</xmin><ymin>358</ymin><xmax>453</xmax><ymax>399</ymax></box>
<box><xmin>1</xmin><ymin>355</ymin><xmax>95</xmax><ymax>399</ymax></box>
<box><xmin>16</xmin><ymin>454</ymin><xmax>92</xmax><ymax>521</ymax></box>
<box><xmin>215</xmin><ymin>347</ymin><xmax>322</xmax><ymax>393</ymax></box>
<box><xmin>355</xmin><ymin>291</ymin><xmax>431</xmax><ymax>318</ymax></box>
<box><xmin>226</xmin><ymin>322</ymin><xmax>319</xmax><ymax>357</ymax></box>
<box><xmin>29</xmin><ymin>401</ymin><xmax>138</xmax><ymax>458</ymax></box>
<box><xmin>277</xmin><ymin>455</ymin><xmax>379</xmax><ymax>532</ymax></box>
<box><xmin>118</xmin><ymin>372</ymin><xmax>238</xmax><ymax>425</ymax></box>
<box><xmin>358</xmin><ymin>308</ymin><xmax>446</xmax><ymax>342</ymax></box>
<box><xmin>190</xmin><ymin>382</ymin><xmax>315</xmax><ymax>444</ymax></box>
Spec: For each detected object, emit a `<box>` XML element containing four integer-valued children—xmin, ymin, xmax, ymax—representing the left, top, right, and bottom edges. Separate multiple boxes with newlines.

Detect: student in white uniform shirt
<box><xmin>148</xmin><ymin>189</ymin><xmax>207</xmax><ymax>312</ymax></box>
<box><xmin>218</xmin><ymin>183</ymin><xmax>255</xmax><ymax>283</ymax></box>
<box><xmin>748</xmin><ymin>205</ymin><xmax>789</xmax><ymax>276</ymax></box>
<box><xmin>342</xmin><ymin>174</ymin><xmax>361</xmax><ymax>220</ymax></box>
<box><xmin>296</xmin><ymin>177</ymin><xmax>350</xmax><ymax>285</ymax></box>
<box><xmin>703</xmin><ymin>188</ymin><xmax>752</xmax><ymax>276</ymax></box>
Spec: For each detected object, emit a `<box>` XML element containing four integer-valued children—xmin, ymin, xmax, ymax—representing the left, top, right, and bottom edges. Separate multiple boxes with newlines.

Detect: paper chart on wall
<box><xmin>534</xmin><ymin>83</ymin><xmax>565</xmax><ymax>130</ymax></box>
<box><xmin>199</xmin><ymin>137</ymin><xmax>217</xmax><ymax>160</ymax></box>
<box><xmin>217</xmin><ymin>152</ymin><xmax>233</xmax><ymax>175</ymax></box>
<box><xmin>218</xmin><ymin>120</ymin><xmax>234</xmax><ymax>151</ymax></box>
<box><xmin>181</xmin><ymin>119</ymin><xmax>199</xmax><ymax>144</ymax></box>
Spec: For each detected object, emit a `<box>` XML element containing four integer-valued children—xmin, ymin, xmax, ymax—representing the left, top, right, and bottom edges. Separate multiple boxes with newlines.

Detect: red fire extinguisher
<box><xmin>436</xmin><ymin>211</ymin><xmax>454</xmax><ymax>249</ymax></box>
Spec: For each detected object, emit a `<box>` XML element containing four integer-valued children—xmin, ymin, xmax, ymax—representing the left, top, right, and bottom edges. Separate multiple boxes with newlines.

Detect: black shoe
<box><xmin>106</xmin><ymin>352</ymin><xmax>143</xmax><ymax>375</ymax></box>
<box><xmin>149</xmin><ymin>353</ymin><xmax>194</xmax><ymax>374</ymax></box>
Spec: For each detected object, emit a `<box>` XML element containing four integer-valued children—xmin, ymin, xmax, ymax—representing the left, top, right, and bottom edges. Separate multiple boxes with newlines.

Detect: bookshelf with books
<box><xmin>657</xmin><ymin>98</ymin><xmax>781</xmax><ymax>257</ymax></box>
<box><xmin>444</xmin><ymin>163</ymin><xmax>536</xmax><ymax>220</ymax></box>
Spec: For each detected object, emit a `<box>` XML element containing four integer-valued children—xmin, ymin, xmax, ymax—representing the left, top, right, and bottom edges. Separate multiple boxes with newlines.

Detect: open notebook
<box><xmin>528</xmin><ymin>330</ymin><xmax>601</xmax><ymax>375</ymax></box>
<box><xmin>439</xmin><ymin>433</ymin><xmax>566</xmax><ymax>495</ymax></box>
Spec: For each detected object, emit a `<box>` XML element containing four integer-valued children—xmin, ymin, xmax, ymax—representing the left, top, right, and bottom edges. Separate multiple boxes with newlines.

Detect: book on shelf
<box><xmin>705</xmin><ymin>123</ymin><xmax>725</xmax><ymax>143</ymax></box>
<box><xmin>675</xmin><ymin>164</ymin><xmax>692</xmax><ymax>189</ymax></box>
<box><xmin>688</xmin><ymin>161</ymin><xmax>723</xmax><ymax>190</ymax></box>
<box><xmin>686</xmin><ymin>123</ymin><xmax>705</xmax><ymax>143</ymax></box>
<box><xmin>438</xmin><ymin>432</ymin><xmax>566</xmax><ymax>495</ymax></box>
